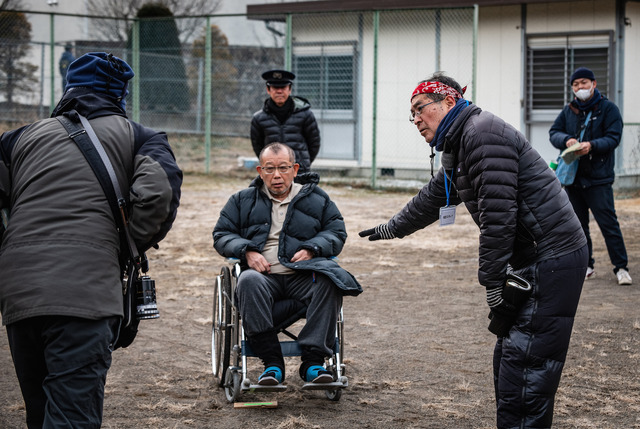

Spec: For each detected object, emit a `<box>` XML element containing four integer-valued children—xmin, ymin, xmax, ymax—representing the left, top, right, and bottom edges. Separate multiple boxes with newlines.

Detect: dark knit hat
<box><xmin>65</xmin><ymin>52</ymin><xmax>134</xmax><ymax>110</ymax></box>
<box><xmin>570</xmin><ymin>67</ymin><xmax>595</xmax><ymax>84</ymax></box>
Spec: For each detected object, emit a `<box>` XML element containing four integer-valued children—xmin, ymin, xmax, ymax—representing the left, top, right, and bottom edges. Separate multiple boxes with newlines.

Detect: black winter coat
<box><xmin>250</xmin><ymin>96</ymin><xmax>321</xmax><ymax>173</ymax></box>
<box><xmin>388</xmin><ymin>104</ymin><xmax>586</xmax><ymax>290</ymax></box>
<box><xmin>212</xmin><ymin>173</ymin><xmax>361</xmax><ymax>296</ymax></box>
<box><xmin>549</xmin><ymin>96</ymin><xmax>623</xmax><ymax>187</ymax></box>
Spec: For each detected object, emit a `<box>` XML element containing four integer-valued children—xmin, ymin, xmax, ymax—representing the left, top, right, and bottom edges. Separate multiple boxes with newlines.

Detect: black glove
<box><xmin>358</xmin><ymin>224</ymin><xmax>396</xmax><ymax>241</ymax></box>
<box><xmin>486</xmin><ymin>285</ymin><xmax>518</xmax><ymax>337</ymax></box>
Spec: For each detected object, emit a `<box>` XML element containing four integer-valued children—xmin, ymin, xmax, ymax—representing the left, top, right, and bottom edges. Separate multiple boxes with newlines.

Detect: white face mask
<box><xmin>574</xmin><ymin>86</ymin><xmax>593</xmax><ymax>102</ymax></box>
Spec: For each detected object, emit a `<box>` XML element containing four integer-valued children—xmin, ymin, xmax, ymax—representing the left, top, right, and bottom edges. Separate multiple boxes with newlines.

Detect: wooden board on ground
<box><xmin>233</xmin><ymin>402</ymin><xmax>278</xmax><ymax>409</ymax></box>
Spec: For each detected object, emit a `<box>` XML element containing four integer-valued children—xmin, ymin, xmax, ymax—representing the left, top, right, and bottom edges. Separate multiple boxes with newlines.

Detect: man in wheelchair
<box><xmin>213</xmin><ymin>142</ymin><xmax>361</xmax><ymax>386</ymax></box>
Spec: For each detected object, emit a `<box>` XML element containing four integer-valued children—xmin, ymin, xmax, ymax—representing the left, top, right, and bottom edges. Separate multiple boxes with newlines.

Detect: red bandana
<box><xmin>411</xmin><ymin>81</ymin><xmax>467</xmax><ymax>101</ymax></box>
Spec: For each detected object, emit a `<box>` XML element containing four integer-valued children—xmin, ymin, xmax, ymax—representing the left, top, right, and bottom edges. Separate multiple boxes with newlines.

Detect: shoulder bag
<box><xmin>56</xmin><ymin>110</ymin><xmax>157</xmax><ymax>349</ymax></box>
<box><xmin>555</xmin><ymin>110</ymin><xmax>592</xmax><ymax>186</ymax></box>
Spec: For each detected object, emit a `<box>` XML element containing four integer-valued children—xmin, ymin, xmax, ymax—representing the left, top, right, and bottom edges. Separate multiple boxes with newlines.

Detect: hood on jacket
<box><xmin>51</xmin><ymin>87</ymin><xmax>127</xmax><ymax>120</ymax></box>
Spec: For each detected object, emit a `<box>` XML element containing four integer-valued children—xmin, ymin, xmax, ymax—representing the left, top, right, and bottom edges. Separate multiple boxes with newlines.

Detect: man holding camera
<box><xmin>213</xmin><ymin>142</ymin><xmax>360</xmax><ymax>386</ymax></box>
<box><xmin>360</xmin><ymin>72</ymin><xmax>587</xmax><ymax>428</ymax></box>
<box><xmin>0</xmin><ymin>52</ymin><xmax>182</xmax><ymax>428</ymax></box>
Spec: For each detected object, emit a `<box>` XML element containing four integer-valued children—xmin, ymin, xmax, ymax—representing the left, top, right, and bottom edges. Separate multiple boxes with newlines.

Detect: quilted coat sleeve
<box><xmin>250</xmin><ymin>112</ymin><xmax>265</xmax><ymax>159</ymax></box>
<box><xmin>549</xmin><ymin>106</ymin><xmax>572</xmax><ymax>151</ymax></box>
<box><xmin>302</xmin><ymin>110</ymin><xmax>321</xmax><ymax>163</ymax></box>
<box><xmin>213</xmin><ymin>190</ymin><xmax>266</xmax><ymax>261</ymax></box>
<box><xmin>388</xmin><ymin>168</ymin><xmax>460</xmax><ymax>238</ymax></box>
<box><xmin>301</xmin><ymin>193</ymin><xmax>346</xmax><ymax>257</ymax></box>
<box><xmin>465</xmin><ymin>118</ymin><xmax>520</xmax><ymax>289</ymax></box>
<box><xmin>590</xmin><ymin>101</ymin><xmax>622</xmax><ymax>154</ymax></box>
<box><xmin>128</xmin><ymin>121</ymin><xmax>182</xmax><ymax>251</ymax></box>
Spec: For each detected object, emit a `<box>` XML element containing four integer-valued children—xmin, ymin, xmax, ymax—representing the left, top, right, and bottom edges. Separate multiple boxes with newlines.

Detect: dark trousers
<box><xmin>236</xmin><ymin>269</ymin><xmax>342</xmax><ymax>373</ymax></box>
<box><xmin>6</xmin><ymin>316</ymin><xmax>119</xmax><ymax>429</ymax></box>
<box><xmin>493</xmin><ymin>245</ymin><xmax>587</xmax><ymax>429</ymax></box>
<box><xmin>566</xmin><ymin>184</ymin><xmax>628</xmax><ymax>272</ymax></box>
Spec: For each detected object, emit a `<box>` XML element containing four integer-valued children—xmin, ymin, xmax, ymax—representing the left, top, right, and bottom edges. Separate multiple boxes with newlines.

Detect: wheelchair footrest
<box><xmin>242</xmin><ymin>383</ymin><xmax>288</xmax><ymax>393</ymax></box>
<box><xmin>300</xmin><ymin>378</ymin><xmax>348</xmax><ymax>391</ymax></box>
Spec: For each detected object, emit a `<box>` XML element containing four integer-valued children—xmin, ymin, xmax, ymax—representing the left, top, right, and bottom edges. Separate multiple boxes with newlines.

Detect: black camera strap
<box><xmin>56</xmin><ymin>111</ymin><xmax>141</xmax><ymax>328</ymax></box>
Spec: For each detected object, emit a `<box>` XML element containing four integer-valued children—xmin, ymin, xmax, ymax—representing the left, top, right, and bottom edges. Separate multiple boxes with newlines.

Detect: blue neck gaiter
<box><xmin>430</xmin><ymin>98</ymin><xmax>469</xmax><ymax>152</ymax></box>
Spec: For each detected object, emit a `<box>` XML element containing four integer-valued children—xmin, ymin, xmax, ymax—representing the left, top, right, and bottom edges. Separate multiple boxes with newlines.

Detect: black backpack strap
<box><xmin>56</xmin><ymin>111</ymin><xmax>141</xmax><ymax>270</ymax></box>
<box><xmin>56</xmin><ymin>112</ymin><xmax>122</xmax><ymax>229</ymax></box>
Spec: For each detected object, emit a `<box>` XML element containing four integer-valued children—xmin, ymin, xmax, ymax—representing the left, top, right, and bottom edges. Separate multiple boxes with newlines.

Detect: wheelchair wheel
<box><xmin>224</xmin><ymin>367</ymin><xmax>242</xmax><ymax>403</ymax></box>
<box><xmin>212</xmin><ymin>266</ymin><xmax>233</xmax><ymax>387</ymax></box>
<box><xmin>325</xmin><ymin>388</ymin><xmax>342</xmax><ymax>401</ymax></box>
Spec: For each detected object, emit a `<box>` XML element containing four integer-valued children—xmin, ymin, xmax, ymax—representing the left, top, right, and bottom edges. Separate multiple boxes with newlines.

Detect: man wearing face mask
<box><xmin>549</xmin><ymin>67</ymin><xmax>631</xmax><ymax>285</ymax></box>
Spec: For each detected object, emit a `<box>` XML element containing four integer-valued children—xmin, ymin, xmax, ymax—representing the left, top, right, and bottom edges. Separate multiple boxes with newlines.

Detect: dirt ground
<box><xmin>1</xmin><ymin>170</ymin><xmax>639</xmax><ymax>429</ymax></box>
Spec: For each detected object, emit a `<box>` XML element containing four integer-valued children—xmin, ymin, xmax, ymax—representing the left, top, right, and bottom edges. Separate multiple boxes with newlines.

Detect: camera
<box><xmin>135</xmin><ymin>275</ymin><xmax>159</xmax><ymax>320</ymax></box>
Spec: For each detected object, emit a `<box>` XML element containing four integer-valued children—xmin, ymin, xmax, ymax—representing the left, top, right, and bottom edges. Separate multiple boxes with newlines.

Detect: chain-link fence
<box><xmin>1</xmin><ymin>7</ymin><xmax>638</xmax><ymax>189</ymax></box>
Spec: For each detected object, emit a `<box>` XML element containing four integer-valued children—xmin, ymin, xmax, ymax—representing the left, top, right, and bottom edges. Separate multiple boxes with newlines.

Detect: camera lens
<box><xmin>136</xmin><ymin>276</ymin><xmax>159</xmax><ymax>320</ymax></box>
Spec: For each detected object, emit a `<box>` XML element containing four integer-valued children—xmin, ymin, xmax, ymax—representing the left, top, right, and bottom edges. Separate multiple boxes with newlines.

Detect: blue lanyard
<box><xmin>443</xmin><ymin>168</ymin><xmax>454</xmax><ymax>206</ymax></box>
<box><xmin>579</xmin><ymin>111</ymin><xmax>592</xmax><ymax>142</ymax></box>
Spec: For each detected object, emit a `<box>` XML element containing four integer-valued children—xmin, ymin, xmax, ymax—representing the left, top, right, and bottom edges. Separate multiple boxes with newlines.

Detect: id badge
<box><xmin>439</xmin><ymin>205</ymin><xmax>456</xmax><ymax>227</ymax></box>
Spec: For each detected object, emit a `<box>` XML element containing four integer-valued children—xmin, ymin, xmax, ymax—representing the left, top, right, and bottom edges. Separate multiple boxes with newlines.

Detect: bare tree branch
<box><xmin>85</xmin><ymin>0</ymin><xmax>222</xmax><ymax>43</ymax></box>
<box><xmin>1</xmin><ymin>0</ymin><xmax>25</xmax><ymax>11</ymax></box>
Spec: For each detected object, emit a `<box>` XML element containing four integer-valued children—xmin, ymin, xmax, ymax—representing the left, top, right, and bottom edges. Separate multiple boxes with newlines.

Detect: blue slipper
<box><xmin>258</xmin><ymin>366</ymin><xmax>283</xmax><ymax>385</ymax></box>
<box><xmin>305</xmin><ymin>365</ymin><xmax>333</xmax><ymax>383</ymax></box>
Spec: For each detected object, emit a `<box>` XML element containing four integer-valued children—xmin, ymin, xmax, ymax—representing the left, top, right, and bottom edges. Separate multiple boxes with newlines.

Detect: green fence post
<box><xmin>132</xmin><ymin>20</ymin><xmax>140</xmax><ymax>123</ymax></box>
<box><xmin>205</xmin><ymin>17</ymin><xmax>212</xmax><ymax>174</ymax></box>
<box><xmin>49</xmin><ymin>13</ymin><xmax>55</xmax><ymax>114</ymax></box>
<box><xmin>472</xmin><ymin>4</ymin><xmax>479</xmax><ymax>103</ymax></box>
<box><xmin>371</xmin><ymin>10</ymin><xmax>379</xmax><ymax>189</ymax></box>
<box><xmin>285</xmin><ymin>14</ymin><xmax>292</xmax><ymax>70</ymax></box>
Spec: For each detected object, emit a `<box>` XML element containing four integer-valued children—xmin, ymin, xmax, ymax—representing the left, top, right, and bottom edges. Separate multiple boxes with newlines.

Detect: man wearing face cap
<box><xmin>250</xmin><ymin>69</ymin><xmax>321</xmax><ymax>173</ymax></box>
<box><xmin>0</xmin><ymin>52</ymin><xmax>182</xmax><ymax>427</ymax></box>
<box><xmin>360</xmin><ymin>71</ymin><xmax>588</xmax><ymax>428</ymax></box>
<box><xmin>550</xmin><ymin>67</ymin><xmax>631</xmax><ymax>286</ymax></box>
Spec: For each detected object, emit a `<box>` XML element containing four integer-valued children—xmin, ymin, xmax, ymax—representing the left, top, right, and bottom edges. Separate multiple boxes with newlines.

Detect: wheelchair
<box><xmin>211</xmin><ymin>259</ymin><xmax>348</xmax><ymax>403</ymax></box>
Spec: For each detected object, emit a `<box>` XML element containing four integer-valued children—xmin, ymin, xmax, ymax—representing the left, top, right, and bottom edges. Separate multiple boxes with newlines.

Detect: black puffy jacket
<box><xmin>212</xmin><ymin>173</ymin><xmax>361</xmax><ymax>296</ymax></box>
<box><xmin>549</xmin><ymin>96</ymin><xmax>623</xmax><ymax>187</ymax></box>
<box><xmin>388</xmin><ymin>104</ymin><xmax>586</xmax><ymax>289</ymax></box>
<box><xmin>250</xmin><ymin>96</ymin><xmax>321</xmax><ymax>173</ymax></box>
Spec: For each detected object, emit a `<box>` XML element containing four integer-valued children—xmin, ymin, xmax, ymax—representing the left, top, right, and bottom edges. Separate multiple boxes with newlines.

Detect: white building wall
<box><xmin>476</xmin><ymin>6</ymin><xmax>522</xmax><ymax>129</ymax></box>
<box><xmin>624</xmin><ymin>2</ymin><xmax>640</xmax><ymax>124</ymax></box>
<box><xmin>526</xmin><ymin>1</ymin><xmax>615</xmax><ymax>33</ymax></box>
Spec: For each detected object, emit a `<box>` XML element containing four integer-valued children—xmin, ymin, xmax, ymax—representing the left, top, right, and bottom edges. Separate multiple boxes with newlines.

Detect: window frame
<box><xmin>525</xmin><ymin>30</ymin><xmax>615</xmax><ymax>122</ymax></box>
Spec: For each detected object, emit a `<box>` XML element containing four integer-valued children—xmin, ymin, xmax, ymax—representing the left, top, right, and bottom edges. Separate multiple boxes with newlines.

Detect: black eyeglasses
<box><xmin>260</xmin><ymin>165</ymin><xmax>294</xmax><ymax>174</ymax></box>
<box><xmin>409</xmin><ymin>100</ymin><xmax>438</xmax><ymax>123</ymax></box>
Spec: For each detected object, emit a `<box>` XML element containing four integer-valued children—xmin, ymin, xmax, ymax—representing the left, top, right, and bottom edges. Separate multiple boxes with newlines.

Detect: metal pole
<box><xmin>205</xmin><ymin>17</ymin><xmax>212</xmax><ymax>174</ymax></box>
<box><xmin>435</xmin><ymin>9</ymin><xmax>441</xmax><ymax>72</ymax></box>
<box><xmin>472</xmin><ymin>4</ymin><xmax>479</xmax><ymax>103</ymax></box>
<box><xmin>132</xmin><ymin>20</ymin><xmax>140</xmax><ymax>122</ymax></box>
<box><xmin>371</xmin><ymin>11</ymin><xmax>379</xmax><ymax>189</ymax></box>
<box><xmin>285</xmin><ymin>14</ymin><xmax>292</xmax><ymax>69</ymax></box>
<box><xmin>40</xmin><ymin>44</ymin><xmax>45</xmax><ymax>118</ymax></box>
<box><xmin>49</xmin><ymin>13</ymin><xmax>55</xmax><ymax>114</ymax></box>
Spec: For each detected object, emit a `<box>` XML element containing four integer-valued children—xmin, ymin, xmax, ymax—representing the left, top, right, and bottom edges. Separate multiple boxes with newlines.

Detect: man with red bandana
<box><xmin>360</xmin><ymin>72</ymin><xmax>588</xmax><ymax>428</ymax></box>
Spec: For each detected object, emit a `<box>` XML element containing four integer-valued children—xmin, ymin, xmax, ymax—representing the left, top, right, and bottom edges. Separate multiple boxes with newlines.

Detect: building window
<box><xmin>293</xmin><ymin>51</ymin><xmax>355</xmax><ymax>110</ymax></box>
<box><xmin>526</xmin><ymin>32</ymin><xmax>613</xmax><ymax>114</ymax></box>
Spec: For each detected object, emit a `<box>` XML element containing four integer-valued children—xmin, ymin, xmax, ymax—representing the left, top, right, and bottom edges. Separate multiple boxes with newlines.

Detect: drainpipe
<box><xmin>49</xmin><ymin>13</ymin><xmax>55</xmax><ymax>114</ymax></box>
<box><xmin>371</xmin><ymin>10</ymin><xmax>380</xmax><ymax>189</ymax></box>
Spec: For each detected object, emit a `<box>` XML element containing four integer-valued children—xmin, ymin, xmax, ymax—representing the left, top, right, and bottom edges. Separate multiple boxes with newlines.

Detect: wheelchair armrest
<box><xmin>272</xmin><ymin>299</ymin><xmax>307</xmax><ymax>332</ymax></box>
